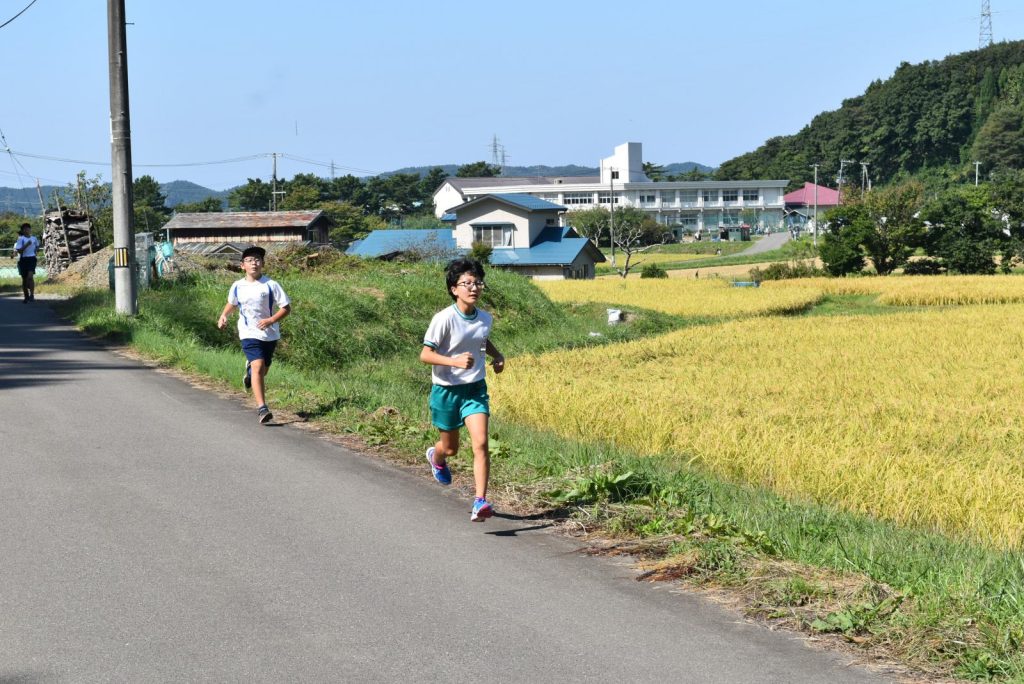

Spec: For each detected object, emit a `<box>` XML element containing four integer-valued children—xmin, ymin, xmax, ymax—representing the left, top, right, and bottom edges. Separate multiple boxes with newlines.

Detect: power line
<box><xmin>5</xmin><ymin>149</ymin><xmax>269</xmax><ymax>168</ymax></box>
<box><xmin>0</xmin><ymin>0</ymin><xmax>39</xmax><ymax>31</ymax></box>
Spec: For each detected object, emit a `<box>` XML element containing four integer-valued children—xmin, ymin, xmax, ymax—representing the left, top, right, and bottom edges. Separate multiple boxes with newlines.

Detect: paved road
<box><xmin>738</xmin><ymin>231</ymin><xmax>792</xmax><ymax>256</ymax></box>
<box><xmin>0</xmin><ymin>294</ymin><xmax>892</xmax><ymax>683</ymax></box>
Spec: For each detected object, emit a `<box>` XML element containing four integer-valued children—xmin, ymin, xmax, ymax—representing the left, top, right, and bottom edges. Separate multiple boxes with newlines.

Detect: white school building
<box><xmin>433</xmin><ymin>143</ymin><xmax>789</xmax><ymax>239</ymax></box>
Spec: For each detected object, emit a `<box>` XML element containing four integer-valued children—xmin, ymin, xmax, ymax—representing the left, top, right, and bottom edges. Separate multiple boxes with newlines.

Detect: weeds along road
<box><xmin>0</xmin><ymin>294</ymin><xmax>892</xmax><ymax>683</ymax></box>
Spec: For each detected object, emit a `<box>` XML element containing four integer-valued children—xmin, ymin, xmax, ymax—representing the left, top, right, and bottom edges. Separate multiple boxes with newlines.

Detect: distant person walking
<box><xmin>217</xmin><ymin>246</ymin><xmax>291</xmax><ymax>424</ymax></box>
<box><xmin>420</xmin><ymin>258</ymin><xmax>505</xmax><ymax>522</ymax></box>
<box><xmin>14</xmin><ymin>222</ymin><xmax>39</xmax><ymax>303</ymax></box>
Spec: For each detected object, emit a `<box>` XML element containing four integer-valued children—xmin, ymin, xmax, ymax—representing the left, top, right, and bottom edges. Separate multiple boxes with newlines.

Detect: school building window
<box><xmin>702</xmin><ymin>189</ymin><xmax>718</xmax><ymax>203</ymax></box>
<box><xmin>743</xmin><ymin>189</ymin><xmax>759</xmax><ymax>201</ymax></box>
<box><xmin>722</xmin><ymin>189</ymin><xmax>738</xmax><ymax>202</ymax></box>
<box><xmin>679</xmin><ymin>189</ymin><xmax>698</xmax><ymax>203</ymax></box>
<box><xmin>563</xmin><ymin>192</ymin><xmax>593</xmax><ymax>205</ymax></box>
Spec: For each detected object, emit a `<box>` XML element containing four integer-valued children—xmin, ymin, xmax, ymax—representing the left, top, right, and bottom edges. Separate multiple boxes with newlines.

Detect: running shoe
<box><xmin>470</xmin><ymin>497</ymin><xmax>493</xmax><ymax>522</ymax></box>
<box><xmin>243</xmin><ymin>362</ymin><xmax>252</xmax><ymax>390</ymax></box>
<box><xmin>426</xmin><ymin>447</ymin><xmax>451</xmax><ymax>485</ymax></box>
<box><xmin>258</xmin><ymin>405</ymin><xmax>273</xmax><ymax>424</ymax></box>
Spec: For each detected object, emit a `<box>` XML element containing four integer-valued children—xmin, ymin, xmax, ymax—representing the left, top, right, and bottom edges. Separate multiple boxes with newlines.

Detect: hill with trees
<box><xmin>717</xmin><ymin>40</ymin><xmax>1024</xmax><ymax>190</ymax></box>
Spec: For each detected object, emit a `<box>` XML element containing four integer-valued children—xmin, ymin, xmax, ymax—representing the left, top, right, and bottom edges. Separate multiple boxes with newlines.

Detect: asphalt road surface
<box><xmin>738</xmin><ymin>231</ymin><xmax>792</xmax><ymax>256</ymax></box>
<box><xmin>0</xmin><ymin>294</ymin><xmax>893</xmax><ymax>683</ymax></box>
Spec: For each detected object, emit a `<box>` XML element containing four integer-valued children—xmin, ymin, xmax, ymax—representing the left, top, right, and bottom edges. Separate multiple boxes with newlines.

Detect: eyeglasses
<box><xmin>242</xmin><ymin>258</ymin><xmax>263</xmax><ymax>264</ymax></box>
<box><xmin>456</xmin><ymin>280</ymin><xmax>485</xmax><ymax>290</ymax></box>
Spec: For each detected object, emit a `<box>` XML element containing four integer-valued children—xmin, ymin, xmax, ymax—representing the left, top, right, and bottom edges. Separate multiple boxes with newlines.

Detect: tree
<box><xmin>920</xmin><ymin>185</ymin><xmax>1004</xmax><ymax>274</ymax></box>
<box><xmin>819</xmin><ymin>204</ymin><xmax>869</xmax><ymax>276</ymax></box>
<box><xmin>971</xmin><ymin>104</ymin><xmax>1024</xmax><ymax>173</ymax></box>
<box><xmin>174</xmin><ymin>197</ymin><xmax>223</xmax><ymax>213</ymax></box>
<box><xmin>566</xmin><ymin>207</ymin><xmax>610</xmax><ymax>247</ymax></box>
<box><xmin>607</xmin><ymin>206</ymin><xmax>668</xmax><ymax>278</ymax></box>
<box><xmin>318</xmin><ymin>201</ymin><xmax>386</xmax><ymax>245</ymax></box>
<box><xmin>133</xmin><ymin>175</ymin><xmax>168</xmax><ymax>213</ymax></box>
<box><xmin>456</xmin><ymin>161</ymin><xmax>501</xmax><ymax>178</ymax></box>
<box><xmin>228</xmin><ymin>178</ymin><xmax>272</xmax><ymax>211</ymax></box>
<box><xmin>857</xmin><ymin>182</ymin><xmax>926</xmax><ymax>275</ymax></box>
<box><xmin>280</xmin><ymin>185</ymin><xmax>321</xmax><ymax>211</ymax></box>
<box><xmin>642</xmin><ymin>162</ymin><xmax>665</xmax><ymax>181</ymax></box>
<box><xmin>418</xmin><ymin>167</ymin><xmax>449</xmax><ymax>202</ymax></box>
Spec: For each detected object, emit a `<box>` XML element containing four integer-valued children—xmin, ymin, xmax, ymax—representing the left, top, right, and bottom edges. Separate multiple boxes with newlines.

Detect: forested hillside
<box><xmin>717</xmin><ymin>40</ymin><xmax>1024</xmax><ymax>189</ymax></box>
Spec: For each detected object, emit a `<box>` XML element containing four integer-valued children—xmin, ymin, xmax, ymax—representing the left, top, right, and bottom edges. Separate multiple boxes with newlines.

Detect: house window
<box><xmin>679</xmin><ymin>189</ymin><xmax>698</xmax><ymax>203</ymax></box>
<box><xmin>563</xmin><ymin>192</ymin><xmax>593</xmax><ymax>205</ymax></box>
<box><xmin>611</xmin><ymin>170</ymin><xmax>619</xmax><ymax>179</ymax></box>
<box><xmin>722</xmin><ymin>189</ymin><xmax>738</xmax><ymax>202</ymax></box>
<box><xmin>472</xmin><ymin>224</ymin><xmax>514</xmax><ymax>248</ymax></box>
<box><xmin>743</xmin><ymin>189</ymin><xmax>759</xmax><ymax>201</ymax></box>
<box><xmin>702</xmin><ymin>189</ymin><xmax>718</xmax><ymax>203</ymax></box>
<box><xmin>546</xmin><ymin>218</ymin><xmax>557</xmax><ymax>226</ymax></box>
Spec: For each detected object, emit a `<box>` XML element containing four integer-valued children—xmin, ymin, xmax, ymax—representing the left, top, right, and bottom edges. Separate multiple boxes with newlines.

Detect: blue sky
<box><xmin>0</xmin><ymin>0</ymin><xmax>1022</xmax><ymax>190</ymax></box>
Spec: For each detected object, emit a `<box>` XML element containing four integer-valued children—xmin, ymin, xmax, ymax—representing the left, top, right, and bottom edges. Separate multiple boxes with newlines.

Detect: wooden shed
<box><xmin>162</xmin><ymin>210</ymin><xmax>331</xmax><ymax>246</ymax></box>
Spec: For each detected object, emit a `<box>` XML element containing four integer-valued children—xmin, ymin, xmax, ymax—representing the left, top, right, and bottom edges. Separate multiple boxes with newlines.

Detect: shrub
<box><xmin>468</xmin><ymin>241</ymin><xmax>493</xmax><ymax>264</ymax></box>
<box><xmin>749</xmin><ymin>261</ymin><xmax>824</xmax><ymax>281</ymax></box>
<box><xmin>640</xmin><ymin>263</ymin><xmax>669</xmax><ymax>279</ymax></box>
<box><xmin>902</xmin><ymin>258</ymin><xmax>944</xmax><ymax>275</ymax></box>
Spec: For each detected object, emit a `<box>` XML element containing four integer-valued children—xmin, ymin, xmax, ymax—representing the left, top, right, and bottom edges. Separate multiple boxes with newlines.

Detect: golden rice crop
<box><xmin>538</xmin><ymin>278</ymin><xmax>824</xmax><ymax>318</ymax></box>
<box><xmin>492</xmin><ymin>304</ymin><xmax>1024</xmax><ymax>547</ymax></box>
<box><xmin>764</xmin><ymin>274</ymin><xmax>1024</xmax><ymax>306</ymax></box>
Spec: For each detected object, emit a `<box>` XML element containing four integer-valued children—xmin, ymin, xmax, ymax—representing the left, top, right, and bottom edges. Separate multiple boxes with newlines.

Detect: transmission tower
<box><xmin>980</xmin><ymin>1</ymin><xmax>993</xmax><ymax>48</ymax></box>
<box><xmin>490</xmin><ymin>134</ymin><xmax>508</xmax><ymax>173</ymax></box>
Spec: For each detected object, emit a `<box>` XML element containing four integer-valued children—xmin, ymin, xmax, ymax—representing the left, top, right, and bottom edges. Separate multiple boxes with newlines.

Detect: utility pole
<box><xmin>609</xmin><ymin>169</ymin><xmax>615</xmax><ymax>265</ymax></box>
<box><xmin>974</xmin><ymin>161</ymin><xmax>981</xmax><ymax>185</ymax></box>
<box><xmin>837</xmin><ymin>159</ymin><xmax>853</xmax><ymax>205</ymax></box>
<box><xmin>811</xmin><ymin>163</ymin><xmax>819</xmax><ymax>246</ymax></box>
<box><xmin>270</xmin><ymin>152</ymin><xmax>285</xmax><ymax>211</ymax></box>
<box><xmin>107</xmin><ymin>0</ymin><xmax>137</xmax><ymax>315</ymax></box>
<box><xmin>860</xmin><ymin>162</ymin><xmax>870</xmax><ymax>193</ymax></box>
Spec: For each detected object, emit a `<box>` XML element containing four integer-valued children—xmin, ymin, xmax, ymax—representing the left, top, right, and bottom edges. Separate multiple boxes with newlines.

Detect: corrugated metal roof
<box><xmin>345</xmin><ymin>229</ymin><xmax>458</xmax><ymax>258</ymax></box>
<box><xmin>451</xmin><ymin>193</ymin><xmax>566</xmax><ymax>215</ymax></box>
<box><xmin>165</xmin><ymin>210</ymin><xmax>326</xmax><ymax>230</ymax></box>
<box><xmin>488</xmin><ymin>235</ymin><xmax>605</xmax><ymax>266</ymax></box>
<box><xmin>444</xmin><ymin>176</ymin><xmax>599</xmax><ymax>190</ymax></box>
<box><xmin>783</xmin><ymin>183</ymin><xmax>840</xmax><ymax>207</ymax></box>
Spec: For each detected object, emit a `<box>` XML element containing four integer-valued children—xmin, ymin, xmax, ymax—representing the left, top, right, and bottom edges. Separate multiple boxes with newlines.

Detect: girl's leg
<box><xmin>433</xmin><ymin>429</ymin><xmax>460</xmax><ymax>466</ymax></box>
<box><xmin>463</xmin><ymin>413</ymin><xmax>489</xmax><ymax>500</ymax></box>
<box><xmin>26</xmin><ymin>273</ymin><xmax>34</xmax><ymax>298</ymax></box>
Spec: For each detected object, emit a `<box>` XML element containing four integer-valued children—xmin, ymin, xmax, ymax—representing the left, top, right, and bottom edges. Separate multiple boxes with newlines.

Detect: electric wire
<box><xmin>0</xmin><ymin>0</ymin><xmax>38</xmax><ymax>31</ymax></box>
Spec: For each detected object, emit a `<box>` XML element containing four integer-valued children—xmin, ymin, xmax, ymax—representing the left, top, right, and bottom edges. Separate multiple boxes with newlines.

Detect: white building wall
<box><xmin>434</xmin><ymin>183</ymin><xmax>467</xmax><ymax>218</ymax></box>
<box><xmin>453</xmin><ymin>205</ymin><xmax>529</xmax><ymax>248</ymax></box>
<box><xmin>600</xmin><ymin>142</ymin><xmax>649</xmax><ymax>184</ymax></box>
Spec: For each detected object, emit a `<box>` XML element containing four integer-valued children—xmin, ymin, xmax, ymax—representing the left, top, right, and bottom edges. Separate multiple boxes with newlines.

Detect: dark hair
<box><xmin>19</xmin><ymin>222</ymin><xmax>31</xmax><ymax>233</ymax></box>
<box><xmin>445</xmin><ymin>257</ymin><xmax>485</xmax><ymax>300</ymax></box>
<box><xmin>241</xmin><ymin>245</ymin><xmax>266</xmax><ymax>261</ymax></box>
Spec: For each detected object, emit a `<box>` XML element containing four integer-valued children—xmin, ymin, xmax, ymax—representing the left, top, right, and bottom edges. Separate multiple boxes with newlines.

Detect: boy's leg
<box><xmin>463</xmin><ymin>413</ymin><xmax>490</xmax><ymax>500</ymax></box>
<box><xmin>26</xmin><ymin>272</ymin><xmax>34</xmax><ymax>299</ymax></box>
<box><xmin>250</xmin><ymin>358</ymin><xmax>268</xmax><ymax>407</ymax></box>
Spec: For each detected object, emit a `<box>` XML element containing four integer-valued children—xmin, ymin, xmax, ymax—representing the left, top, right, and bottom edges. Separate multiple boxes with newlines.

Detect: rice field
<box><xmin>537</xmin><ymin>278</ymin><xmax>824</xmax><ymax>318</ymax></box>
<box><xmin>764</xmin><ymin>274</ymin><xmax>1024</xmax><ymax>306</ymax></box>
<box><xmin>497</xmin><ymin>277</ymin><xmax>1024</xmax><ymax>547</ymax></box>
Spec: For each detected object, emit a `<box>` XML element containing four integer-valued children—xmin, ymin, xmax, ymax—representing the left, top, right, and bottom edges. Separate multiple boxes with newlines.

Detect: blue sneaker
<box><xmin>470</xmin><ymin>497</ymin><xmax>493</xmax><ymax>522</ymax></box>
<box><xmin>426</xmin><ymin>447</ymin><xmax>451</xmax><ymax>485</ymax></box>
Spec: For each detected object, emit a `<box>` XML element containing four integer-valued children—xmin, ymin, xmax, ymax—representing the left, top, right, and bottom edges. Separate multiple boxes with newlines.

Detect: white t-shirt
<box><xmin>423</xmin><ymin>304</ymin><xmax>493</xmax><ymax>386</ymax></box>
<box><xmin>227</xmin><ymin>276</ymin><xmax>290</xmax><ymax>341</ymax></box>
<box><xmin>14</xmin><ymin>235</ymin><xmax>39</xmax><ymax>258</ymax></box>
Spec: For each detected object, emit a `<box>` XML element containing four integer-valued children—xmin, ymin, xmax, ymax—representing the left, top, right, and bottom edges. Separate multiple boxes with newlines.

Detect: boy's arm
<box><xmin>420</xmin><ymin>345</ymin><xmax>474</xmax><ymax>369</ymax></box>
<box><xmin>257</xmin><ymin>304</ymin><xmax>291</xmax><ymax>330</ymax></box>
<box><xmin>217</xmin><ymin>302</ymin><xmax>236</xmax><ymax>329</ymax></box>
<box><xmin>486</xmin><ymin>339</ymin><xmax>505</xmax><ymax>374</ymax></box>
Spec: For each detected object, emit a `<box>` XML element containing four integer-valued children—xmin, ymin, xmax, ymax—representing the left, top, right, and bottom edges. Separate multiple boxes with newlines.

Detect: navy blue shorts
<box><xmin>18</xmin><ymin>257</ymin><xmax>36</xmax><ymax>277</ymax></box>
<box><xmin>241</xmin><ymin>339</ymin><xmax>277</xmax><ymax>367</ymax></box>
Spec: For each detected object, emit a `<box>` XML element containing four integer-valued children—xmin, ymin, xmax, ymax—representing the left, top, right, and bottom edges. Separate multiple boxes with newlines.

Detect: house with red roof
<box><xmin>783</xmin><ymin>183</ymin><xmax>840</xmax><ymax>231</ymax></box>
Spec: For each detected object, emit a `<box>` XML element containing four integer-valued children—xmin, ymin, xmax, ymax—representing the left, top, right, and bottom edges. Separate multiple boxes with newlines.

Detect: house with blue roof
<box><xmin>348</xmin><ymin>193</ymin><xmax>605</xmax><ymax>279</ymax></box>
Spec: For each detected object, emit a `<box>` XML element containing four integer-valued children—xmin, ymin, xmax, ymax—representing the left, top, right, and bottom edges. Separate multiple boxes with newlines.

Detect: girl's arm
<box><xmin>486</xmin><ymin>339</ymin><xmax>505</xmax><ymax>374</ymax></box>
<box><xmin>420</xmin><ymin>346</ymin><xmax>474</xmax><ymax>369</ymax></box>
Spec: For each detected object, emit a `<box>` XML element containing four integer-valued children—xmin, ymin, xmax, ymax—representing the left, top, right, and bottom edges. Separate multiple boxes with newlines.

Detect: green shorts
<box><xmin>430</xmin><ymin>380</ymin><xmax>489</xmax><ymax>431</ymax></box>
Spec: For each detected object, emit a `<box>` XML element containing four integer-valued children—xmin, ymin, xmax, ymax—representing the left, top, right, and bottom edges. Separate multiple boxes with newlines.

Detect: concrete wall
<box><xmin>453</xmin><ymin>204</ymin><xmax>529</xmax><ymax>248</ymax></box>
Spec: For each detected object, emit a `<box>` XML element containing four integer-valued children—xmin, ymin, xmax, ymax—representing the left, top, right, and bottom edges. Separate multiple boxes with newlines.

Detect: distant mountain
<box><xmin>162</xmin><ymin>180</ymin><xmax>230</xmax><ymax>209</ymax></box>
<box><xmin>0</xmin><ymin>185</ymin><xmax>63</xmax><ymax>216</ymax></box>
<box><xmin>383</xmin><ymin>161</ymin><xmax>713</xmax><ymax>179</ymax></box>
<box><xmin>716</xmin><ymin>40</ymin><xmax>1024</xmax><ymax>189</ymax></box>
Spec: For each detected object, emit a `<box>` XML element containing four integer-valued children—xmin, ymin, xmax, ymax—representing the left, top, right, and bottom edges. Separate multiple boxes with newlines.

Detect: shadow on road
<box><xmin>0</xmin><ymin>298</ymin><xmax>141</xmax><ymax>390</ymax></box>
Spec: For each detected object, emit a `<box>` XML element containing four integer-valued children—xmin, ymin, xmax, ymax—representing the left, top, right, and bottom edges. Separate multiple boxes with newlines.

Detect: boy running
<box><xmin>217</xmin><ymin>246</ymin><xmax>291</xmax><ymax>424</ymax></box>
<box><xmin>420</xmin><ymin>258</ymin><xmax>505</xmax><ymax>521</ymax></box>
<box><xmin>14</xmin><ymin>223</ymin><xmax>39</xmax><ymax>303</ymax></box>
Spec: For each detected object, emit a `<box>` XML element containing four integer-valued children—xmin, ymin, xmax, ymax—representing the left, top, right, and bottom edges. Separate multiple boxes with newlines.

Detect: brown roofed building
<box><xmin>163</xmin><ymin>210</ymin><xmax>331</xmax><ymax>246</ymax></box>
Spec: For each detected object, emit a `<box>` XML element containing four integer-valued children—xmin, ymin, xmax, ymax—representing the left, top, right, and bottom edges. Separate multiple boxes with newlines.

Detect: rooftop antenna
<box><xmin>980</xmin><ymin>0</ymin><xmax>993</xmax><ymax>48</ymax></box>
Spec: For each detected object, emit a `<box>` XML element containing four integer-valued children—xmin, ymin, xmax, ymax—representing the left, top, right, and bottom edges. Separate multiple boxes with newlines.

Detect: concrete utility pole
<box><xmin>609</xmin><ymin>169</ymin><xmax>615</xmax><ymax>265</ymax></box>
<box><xmin>811</xmin><ymin>164</ymin><xmax>819</xmax><ymax>246</ymax></box>
<box><xmin>107</xmin><ymin>0</ymin><xmax>137</xmax><ymax>315</ymax></box>
<box><xmin>837</xmin><ymin>159</ymin><xmax>854</xmax><ymax>206</ymax></box>
<box><xmin>975</xmin><ymin>161</ymin><xmax>982</xmax><ymax>186</ymax></box>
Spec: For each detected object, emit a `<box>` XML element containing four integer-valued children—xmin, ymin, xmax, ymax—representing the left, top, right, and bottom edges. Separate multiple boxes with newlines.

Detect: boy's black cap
<box><xmin>241</xmin><ymin>245</ymin><xmax>266</xmax><ymax>260</ymax></box>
